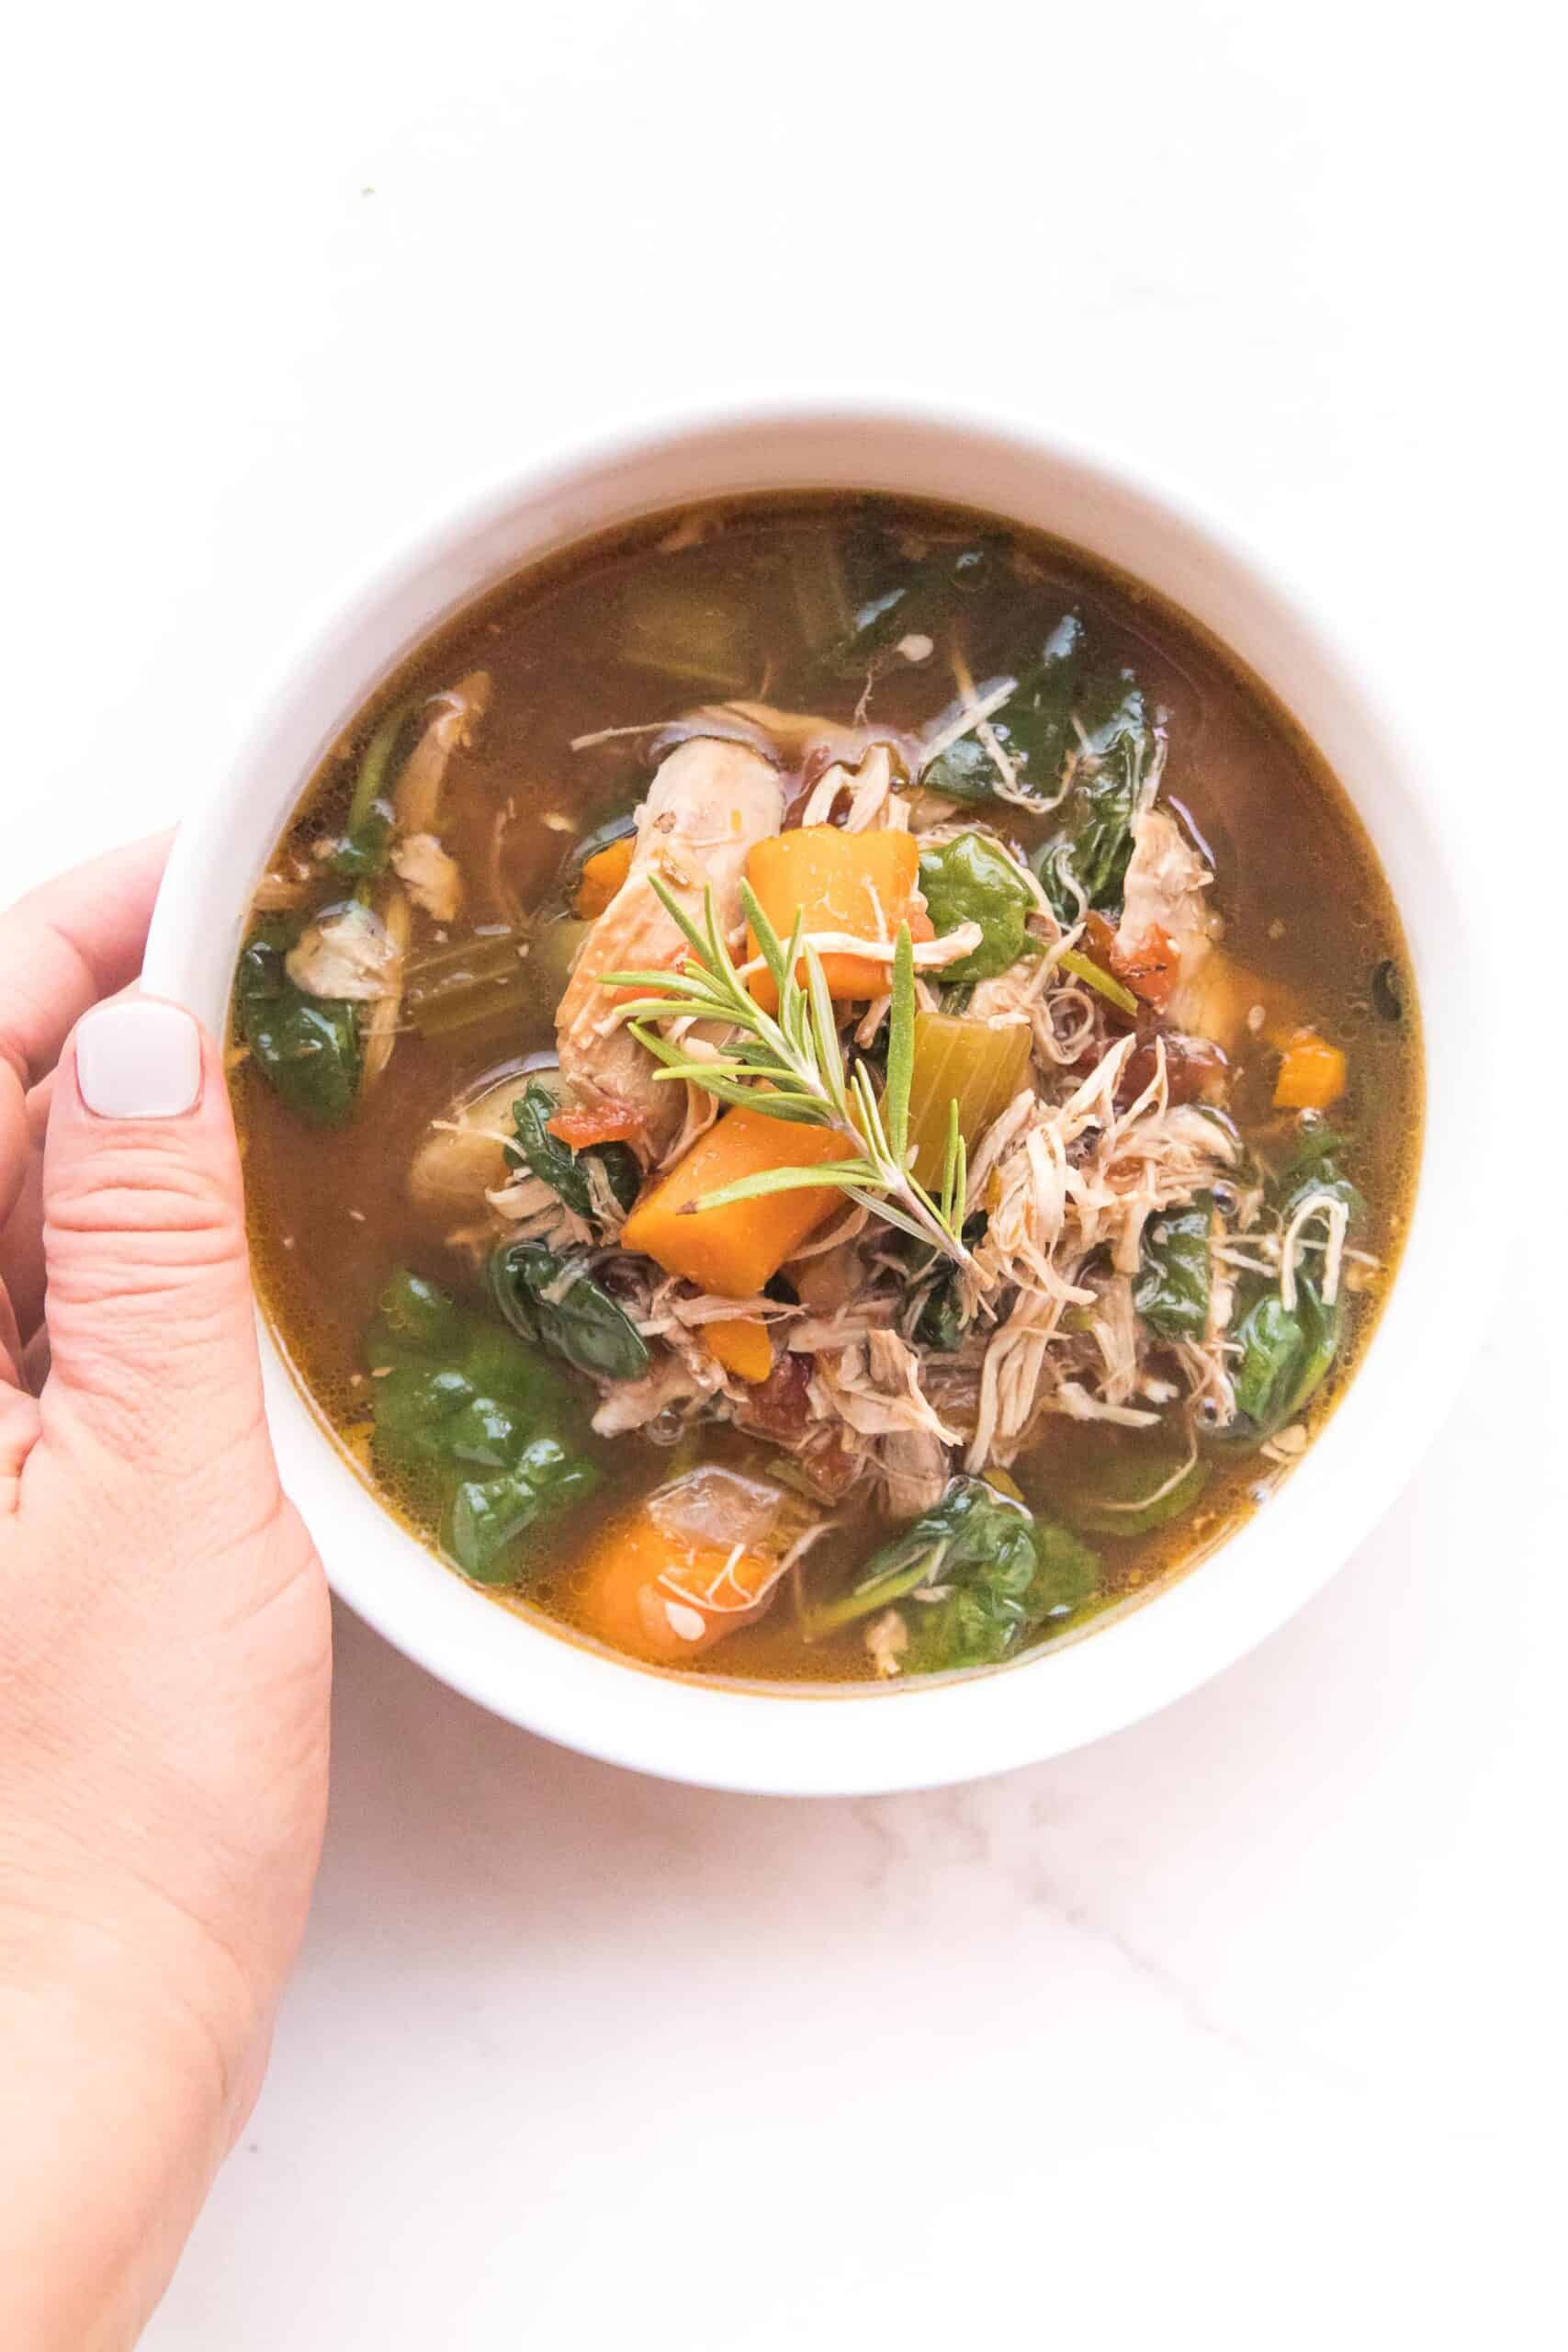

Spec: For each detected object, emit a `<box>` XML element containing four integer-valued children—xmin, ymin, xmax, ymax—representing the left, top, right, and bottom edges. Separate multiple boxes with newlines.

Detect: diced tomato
<box><xmin>547</xmin><ymin>1101</ymin><xmax>649</xmax><ymax>1150</ymax></box>
<box><xmin>1112</xmin><ymin>924</ymin><xmax>1179</xmax><ymax>1009</ymax></box>
<box><xmin>1083</xmin><ymin>910</ymin><xmax>1180</xmax><ymax>1010</ymax></box>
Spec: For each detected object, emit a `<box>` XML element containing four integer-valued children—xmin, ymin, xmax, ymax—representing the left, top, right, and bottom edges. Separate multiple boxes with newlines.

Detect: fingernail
<box><xmin>75</xmin><ymin>1001</ymin><xmax>204</xmax><ymax>1120</ymax></box>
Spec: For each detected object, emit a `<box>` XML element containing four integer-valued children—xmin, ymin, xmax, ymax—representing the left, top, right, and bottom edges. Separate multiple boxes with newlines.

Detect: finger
<box><xmin>0</xmin><ymin>1274</ymin><xmax>41</xmax><ymax>1504</ymax></box>
<box><xmin>1</xmin><ymin>985</ymin><xmax>139</xmax><ymax>1351</ymax></box>
<box><xmin>0</xmin><ymin>835</ymin><xmax>173</xmax><ymax>1237</ymax></box>
<box><xmin>36</xmin><ymin>1000</ymin><xmax>276</xmax><ymax>1530</ymax></box>
<box><xmin>0</xmin><ymin>1136</ymin><xmax>45</xmax><ymax>1348</ymax></box>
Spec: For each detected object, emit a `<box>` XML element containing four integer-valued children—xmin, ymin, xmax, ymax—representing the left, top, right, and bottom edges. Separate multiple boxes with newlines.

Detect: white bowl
<box><xmin>145</xmin><ymin>404</ymin><xmax>1461</xmax><ymax>1795</ymax></box>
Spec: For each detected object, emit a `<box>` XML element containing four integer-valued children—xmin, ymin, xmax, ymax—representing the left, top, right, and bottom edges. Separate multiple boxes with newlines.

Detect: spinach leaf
<box><xmin>1034</xmin><ymin>677</ymin><xmax>1161</xmax><ymax>922</ymax></box>
<box><xmin>924</xmin><ymin>612</ymin><xmax>1085</xmax><ymax>804</ymax></box>
<box><xmin>1279</xmin><ymin>1168</ymin><xmax>1363</xmax><ymax>1232</ymax></box>
<box><xmin>508</xmin><ymin>1080</ymin><xmax>642</xmax><ymax>1224</ymax></box>
<box><xmin>901</xmin><ymin>1517</ymin><xmax>1100</xmax><ymax>1675</ymax></box>
<box><xmin>1265</xmin><ymin>1119</ymin><xmax>1363</xmax><ymax>1268</ymax></box>
<box><xmin>448</xmin><ymin>1440</ymin><xmax>600</xmax><ymax>1581</ymax></box>
<box><xmin>820</xmin><ymin>539</ymin><xmax>998</xmax><ymax>678</ymax></box>
<box><xmin>510</xmin><ymin>1080</ymin><xmax>594</xmax><ymax>1216</ymax></box>
<box><xmin>327</xmin><ymin>803</ymin><xmax>393</xmax><ymax>881</ymax></box>
<box><xmin>912</xmin><ymin>1265</ymin><xmax>965</xmax><ymax>1351</ymax></box>
<box><xmin>234</xmin><ymin>924</ymin><xmax>361</xmax><ymax>1127</ymax></box>
<box><xmin>918</xmin><ymin>832</ymin><xmax>1039</xmax><ymax>984</ymax></box>
<box><xmin>802</xmin><ymin>1476</ymin><xmax>1100</xmax><ymax>1673</ymax></box>
<box><xmin>1269</xmin><ymin>1114</ymin><xmax>1348</xmax><ymax>1190</ymax></box>
<box><xmin>1032</xmin><ymin>669</ymin><xmax>1155</xmax><ymax>919</ymax></box>
<box><xmin>366</xmin><ymin>1269</ymin><xmax>599</xmax><ymax>1584</ymax></box>
<box><xmin>1231</xmin><ymin>1274</ymin><xmax>1340</xmax><ymax>1437</ymax></box>
<box><xmin>1134</xmin><ymin>1200</ymin><xmax>1212</xmax><ymax>1341</ymax></box>
<box><xmin>327</xmin><ymin>697</ymin><xmax>415</xmax><ymax>880</ymax></box>
<box><xmin>489</xmin><ymin>1239</ymin><xmax>650</xmax><ymax>1382</ymax></box>
<box><xmin>1063</xmin><ymin>1446</ymin><xmax>1212</xmax><ymax>1538</ymax></box>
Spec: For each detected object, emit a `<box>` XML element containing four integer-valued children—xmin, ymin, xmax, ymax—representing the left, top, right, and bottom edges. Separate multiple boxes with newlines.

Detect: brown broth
<box><xmin>233</xmin><ymin>493</ymin><xmax>1423</xmax><ymax>1685</ymax></box>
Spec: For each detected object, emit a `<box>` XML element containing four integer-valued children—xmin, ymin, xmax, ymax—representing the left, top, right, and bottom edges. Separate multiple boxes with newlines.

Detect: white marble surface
<box><xmin>6</xmin><ymin>3</ymin><xmax>1563</xmax><ymax>2344</ymax></box>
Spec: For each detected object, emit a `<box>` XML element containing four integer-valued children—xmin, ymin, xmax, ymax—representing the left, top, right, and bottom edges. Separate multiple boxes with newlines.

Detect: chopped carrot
<box><xmin>705</xmin><ymin>1316</ymin><xmax>773</xmax><ymax>1383</ymax></box>
<box><xmin>745</xmin><ymin>827</ymin><xmax>933</xmax><ymax>1011</ymax></box>
<box><xmin>1273</xmin><ymin>1029</ymin><xmax>1348</xmax><ymax>1111</ymax></box>
<box><xmin>546</xmin><ymin>1101</ymin><xmax>648</xmax><ymax>1150</ymax></box>
<box><xmin>573</xmin><ymin>1506</ymin><xmax>779</xmax><ymax>1664</ymax></box>
<box><xmin>620</xmin><ymin>1104</ymin><xmax>847</xmax><ymax>1297</ymax></box>
<box><xmin>574</xmin><ymin>835</ymin><xmax>634</xmax><ymax>919</ymax></box>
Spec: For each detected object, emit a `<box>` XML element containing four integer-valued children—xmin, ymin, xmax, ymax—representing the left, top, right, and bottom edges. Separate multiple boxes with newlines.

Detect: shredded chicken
<box><xmin>1116</xmin><ymin>805</ymin><xmax>1216</xmax><ymax>974</ymax></box>
<box><xmin>286</xmin><ymin>900</ymin><xmax>400</xmax><ymax>1000</ymax></box>
<box><xmin>392</xmin><ymin>831</ymin><xmax>462</xmax><ymax>922</ymax></box>
<box><xmin>395</xmin><ymin>673</ymin><xmax>491</xmax><ymax>832</ymax></box>
<box><xmin>799</xmin><ymin>743</ymin><xmax>903</xmax><ymax>831</ymax></box>
<box><xmin>591</xmin><ymin>1353</ymin><xmax>724</xmax><ymax>1438</ymax></box>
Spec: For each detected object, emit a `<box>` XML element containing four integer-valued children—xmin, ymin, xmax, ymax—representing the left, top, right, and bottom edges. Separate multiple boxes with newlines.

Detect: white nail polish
<box><xmin>75</xmin><ymin>1000</ymin><xmax>204</xmax><ymax>1119</ymax></box>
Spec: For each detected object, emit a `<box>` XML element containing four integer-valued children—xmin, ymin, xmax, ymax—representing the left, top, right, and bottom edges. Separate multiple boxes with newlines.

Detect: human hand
<box><xmin>0</xmin><ymin>839</ymin><xmax>332</xmax><ymax>2351</ymax></box>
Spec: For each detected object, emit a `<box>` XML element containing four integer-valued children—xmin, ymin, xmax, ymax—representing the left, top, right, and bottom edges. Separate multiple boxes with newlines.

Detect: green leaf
<box><xmin>819</xmin><ymin>540</ymin><xmax>998</xmax><ymax>679</ymax></box>
<box><xmin>1033</xmin><ymin>669</ymin><xmax>1154</xmax><ymax>918</ymax></box>
<box><xmin>489</xmin><ymin>1241</ymin><xmax>650</xmax><ymax>1382</ymax></box>
<box><xmin>885</xmin><ymin>923</ymin><xmax>916</xmax><ymax>1163</ymax></box>
<box><xmin>802</xmin><ymin>1476</ymin><xmax>1100</xmax><ymax>1673</ymax></box>
<box><xmin>900</xmin><ymin>1515</ymin><xmax>1099</xmax><ymax>1675</ymax></box>
<box><xmin>447</xmin><ymin>1441</ymin><xmax>601</xmax><ymax>1582</ymax></box>
<box><xmin>1134</xmin><ymin>1200</ymin><xmax>1212</xmax><ymax>1341</ymax></box>
<box><xmin>234</xmin><ymin>924</ymin><xmax>361</xmax><ymax>1127</ymax></box>
<box><xmin>911</xmin><ymin>1258</ymin><xmax>966</xmax><ymax>1351</ymax></box>
<box><xmin>938</xmin><ymin>1097</ymin><xmax>962</xmax><ymax>1232</ymax></box>
<box><xmin>365</xmin><ymin>1267</ymin><xmax>600</xmax><ymax>1586</ymax></box>
<box><xmin>648</xmin><ymin>871</ymin><xmax>721</xmax><ymax>970</ymax></box>
<box><xmin>1063</xmin><ymin>1447</ymin><xmax>1212</xmax><ymax>1537</ymax></box>
<box><xmin>740</xmin><ymin>876</ymin><xmax>794</xmax><ymax>997</ymax></box>
<box><xmin>598</xmin><ymin>883</ymin><xmax>975</xmax><ymax>1275</ymax></box>
<box><xmin>694</xmin><ymin>1160</ymin><xmax>873</xmax><ymax>1212</ymax></box>
<box><xmin>1269</xmin><ymin>1114</ymin><xmax>1350</xmax><ymax>1189</ymax></box>
<box><xmin>328</xmin><ymin>698</ymin><xmax>415</xmax><ymax>879</ymax></box>
<box><xmin>924</xmin><ymin>612</ymin><xmax>1085</xmax><ymax>805</ymax></box>
<box><xmin>376</xmin><ymin>1267</ymin><xmax>466</xmax><ymax>1353</ymax></box>
<box><xmin>507</xmin><ymin>1080</ymin><xmax>640</xmax><ymax>1225</ymax></box>
<box><xmin>1231</xmin><ymin>1275</ymin><xmax>1341</xmax><ymax>1437</ymax></box>
<box><xmin>805</xmin><ymin>942</ymin><xmax>846</xmax><ymax>1111</ymax></box>
<box><xmin>1056</xmin><ymin>947</ymin><xmax>1139</xmax><ymax>1017</ymax></box>
<box><xmin>510</xmin><ymin>1079</ymin><xmax>594</xmax><ymax>1216</ymax></box>
<box><xmin>918</xmin><ymin>832</ymin><xmax>1039</xmax><ymax>985</ymax></box>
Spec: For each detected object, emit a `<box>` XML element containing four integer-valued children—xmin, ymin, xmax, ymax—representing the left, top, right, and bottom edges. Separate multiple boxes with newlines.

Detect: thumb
<box><xmin>39</xmin><ymin>998</ymin><xmax>274</xmax><ymax>1495</ymax></box>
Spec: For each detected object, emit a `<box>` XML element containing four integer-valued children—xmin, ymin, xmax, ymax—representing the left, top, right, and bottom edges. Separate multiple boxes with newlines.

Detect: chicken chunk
<box><xmin>555</xmin><ymin>737</ymin><xmax>784</xmax><ymax>1155</ymax></box>
<box><xmin>1116</xmin><ymin>807</ymin><xmax>1215</xmax><ymax>972</ymax></box>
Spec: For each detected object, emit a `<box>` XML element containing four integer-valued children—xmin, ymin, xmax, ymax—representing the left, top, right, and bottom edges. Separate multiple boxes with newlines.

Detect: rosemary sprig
<box><xmin>598</xmin><ymin>878</ymin><xmax>973</xmax><ymax>1270</ymax></box>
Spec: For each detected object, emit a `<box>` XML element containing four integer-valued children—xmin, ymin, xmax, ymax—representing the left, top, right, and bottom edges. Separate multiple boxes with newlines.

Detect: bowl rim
<box><xmin>144</xmin><ymin>397</ymin><xmax>1466</xmax><ymax>1795</ymax></box>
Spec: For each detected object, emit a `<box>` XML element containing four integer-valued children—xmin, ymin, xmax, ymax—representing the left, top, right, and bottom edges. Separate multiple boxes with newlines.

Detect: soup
<box><xmin>231</xmin><ymin>494</ymin><xmax>1420</xmax><ymax>1684</ymax></box>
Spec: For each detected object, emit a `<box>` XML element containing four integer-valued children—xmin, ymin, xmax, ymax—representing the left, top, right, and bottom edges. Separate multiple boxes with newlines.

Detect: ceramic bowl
<box><xmin>144</xmin><ymin>404</ymin><xmax>1460</xmax><ymax>1794</ymax></box>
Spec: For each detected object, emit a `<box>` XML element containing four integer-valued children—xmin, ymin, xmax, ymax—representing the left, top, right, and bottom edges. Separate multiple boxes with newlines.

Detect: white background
<box><xmin>6</xmin><ymin>4</ymin><xmax>1565</xmax><ymax>2346</ymax></box>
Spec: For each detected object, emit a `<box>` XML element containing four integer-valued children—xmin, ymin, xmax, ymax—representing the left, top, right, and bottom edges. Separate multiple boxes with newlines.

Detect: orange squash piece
<box><xmin>574</xmin><ymin>1508</ymin><xmax>780</xmax><ymax>1664</ymax></box>
<box><xmin>620</xmin><ymin>1104</ymin><xmax>846</xmax><ymax>1297</ymax></box>
<box><xmin>705</xmin><ymin>1316</ymin><xmax>774</xmax><ymax>1383</ymax></box>
<box><xmin>574</xmin><ymin>834</ymin><xmax>634</xmax><ymax>920</ymax></box>
<box><xmin>745</xmin><ymin>827</ymin><xmax>933</xmax><ymax>1011</ymax></box>
<box><xmin>1273</xmin><ymin>1029</ymin><xmax>1348</xmax><ymax>1111</ymax></box>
